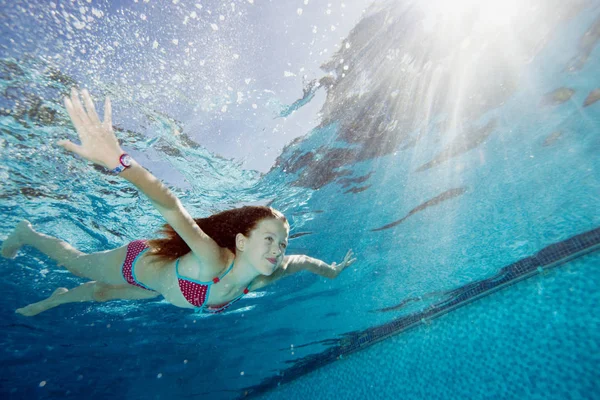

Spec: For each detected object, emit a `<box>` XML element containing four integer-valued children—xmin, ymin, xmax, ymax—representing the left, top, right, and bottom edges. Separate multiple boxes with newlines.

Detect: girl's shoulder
<box><xmin>178</xmin><ymin>248</ymin><xmax>233</xmax><ymax>281</ymax></box>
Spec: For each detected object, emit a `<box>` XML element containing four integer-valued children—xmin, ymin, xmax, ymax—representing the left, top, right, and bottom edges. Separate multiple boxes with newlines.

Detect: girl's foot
<box><xmin>15</xmin><ymin>288</ymin><xmax>68</xmax><ymax>316</ymax></box>
<box><xmin>1</xmin><ymin>220</ymin><xmax>32</xmax><ymax>259</ymax></box>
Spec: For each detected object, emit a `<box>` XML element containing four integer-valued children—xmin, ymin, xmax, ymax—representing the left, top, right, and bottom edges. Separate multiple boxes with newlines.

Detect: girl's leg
<box><xmin>16</xmin><ymin>281</ymin><xmax>160</xmax><ymax>316</ymax></box>
<box><xmin>2</xmin><ymin>220</ymin><xmax>129</xmax><ymax>285</ymax></box>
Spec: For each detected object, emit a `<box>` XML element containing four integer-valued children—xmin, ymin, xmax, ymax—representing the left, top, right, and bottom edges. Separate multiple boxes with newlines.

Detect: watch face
<box><xmin>121</xmin><ymin>154</ymin><xmax>132</xmax><ymax>167</ymax></box>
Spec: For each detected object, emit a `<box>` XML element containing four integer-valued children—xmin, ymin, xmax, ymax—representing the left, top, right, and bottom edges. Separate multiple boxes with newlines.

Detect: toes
<box><xmin>15</xmin><ymin>308</ymin><xmax>29</xmax><ymax>316</ymax></box>
<box><xmin>16</xmin><ymin>306</ymin><xmax>38</xmax><ymax>317</ymax></box>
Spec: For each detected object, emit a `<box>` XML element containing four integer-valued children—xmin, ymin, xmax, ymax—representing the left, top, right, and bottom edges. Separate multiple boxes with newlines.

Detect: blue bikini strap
<box><xmin>198</xmin><ymin>276</ymin><xmax>255</xmax><ymax>314</ymax></box>
<box><xmin>217</xmin><ymin>261</ymin><xmax>235</xmax><ymax>280</ymax></box>
<box><xmin>131</xmin><ymin>248</ymin><xmax>154</xmax><ymax>291</ymax></box>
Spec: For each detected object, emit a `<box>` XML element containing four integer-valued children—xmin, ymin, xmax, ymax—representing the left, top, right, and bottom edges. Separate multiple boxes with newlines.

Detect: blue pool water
<box><xmin>259</xmin><ymin>252</ymin><xmax>600</xmax><ymax>400</ymax></box>
<box><xmin>1</xmin><ymin>0</ymin><xmax>599</xmax><ymax>399</ymax></box>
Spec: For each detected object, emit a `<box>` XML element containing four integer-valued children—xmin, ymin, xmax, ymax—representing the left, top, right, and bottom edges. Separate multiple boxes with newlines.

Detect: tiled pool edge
<box><xmin>239</xmin><ymin>227</ymin><xmax>600</xmax><ymax>398</ymax></box>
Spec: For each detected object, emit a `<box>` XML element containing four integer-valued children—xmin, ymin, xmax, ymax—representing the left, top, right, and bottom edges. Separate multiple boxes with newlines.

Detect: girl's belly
<box><xmin>135</xmin><ymin>254</ymin><xmax>195</xmax><ymax>309</ymax></box>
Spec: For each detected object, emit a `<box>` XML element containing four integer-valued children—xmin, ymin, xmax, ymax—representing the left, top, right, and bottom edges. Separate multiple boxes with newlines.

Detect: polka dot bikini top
<box><xmin>175</xmin><ymin>259</ymin><xmax>250</xmax><ymax>314</ymax></box>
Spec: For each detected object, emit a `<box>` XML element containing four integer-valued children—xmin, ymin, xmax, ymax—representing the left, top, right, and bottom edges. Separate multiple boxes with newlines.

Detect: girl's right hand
<box><xmin>329</xmin><ymin>249</ymin><xmax>357</xmax><ymax>278</ymax></box>
<box><xmin>59</xmin><ymin>88</ymin><xmax>124</xmax><ymax>170</ymax></box>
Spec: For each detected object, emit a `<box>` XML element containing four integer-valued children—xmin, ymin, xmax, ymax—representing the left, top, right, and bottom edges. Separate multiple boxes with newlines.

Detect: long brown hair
<box><xmin>147</xmin><ymin>206</ymin><xmax>288</xmax><ymax>262</ymax></box>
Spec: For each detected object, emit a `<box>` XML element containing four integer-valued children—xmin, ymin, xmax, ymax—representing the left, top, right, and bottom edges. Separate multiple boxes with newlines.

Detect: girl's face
<box><xmin>238</xmin><ymin>218</ymin><xmax>289</xmax><ymax>275</ymax></box>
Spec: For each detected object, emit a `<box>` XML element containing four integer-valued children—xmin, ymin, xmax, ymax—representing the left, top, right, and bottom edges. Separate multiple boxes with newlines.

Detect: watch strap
<box><xmin>109</xmin><ymin>153</ymin><xmax>131</xmax><ymax>175</ymax></box>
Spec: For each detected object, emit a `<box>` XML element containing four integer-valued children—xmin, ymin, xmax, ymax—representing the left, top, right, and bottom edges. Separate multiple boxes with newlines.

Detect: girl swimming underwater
<box><xmin>1</xmin><ymin>88</ymin><xmax>356</xmax><ymax>316</ymax></box>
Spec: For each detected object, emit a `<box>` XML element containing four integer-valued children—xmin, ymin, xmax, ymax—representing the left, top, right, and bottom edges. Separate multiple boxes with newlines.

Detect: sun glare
<box><xmin>422</xmin><ymin>0</ymin><xmax>522</xmax><ymax>28</ymax></box>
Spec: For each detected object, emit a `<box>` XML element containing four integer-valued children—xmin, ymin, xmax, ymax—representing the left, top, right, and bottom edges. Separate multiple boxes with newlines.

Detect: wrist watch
<box><xmin>110</xmin><ymin>153</ymin><xmax>133</xmax><ymax>175</ymax></box>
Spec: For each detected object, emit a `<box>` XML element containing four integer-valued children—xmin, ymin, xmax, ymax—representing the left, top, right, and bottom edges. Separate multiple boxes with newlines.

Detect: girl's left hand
<box><xmin>58</xmin><ymin>88</ymin><xmax>123</xmax><ymax>170</ymax></box>
<box><xmin>330</xmin><ymin>249</ymin><xmax>357</xmax><ymax>278</ymax></box>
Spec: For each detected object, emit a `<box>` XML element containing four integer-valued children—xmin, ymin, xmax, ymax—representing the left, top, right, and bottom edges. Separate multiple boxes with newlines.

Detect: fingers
<box><xmin>57</xmin><ymin>139</ymin><xmax>87</xmax><ymax>158</ymax></box>
<box><xmin>344</xmin><ymin>249</ymin><xmax>354</xmax><ymax>260</ymax></box>
<box><xmin>103</xmin><ymin>96</ymin><xmax>112</xmax><ymax>129</ymax></box>
<box><xmin>64</xmin><ymin>88</ymin><xmax>112</xmax><ymax>140</ymax></box>
<box><xmin>64</xmin><ymin>96</ymin><xmax>89</xmax><ymax>137</ymax></box>
<box><xmin>66</xmin><ymin>88</ymin><xmax>102</xmax><ymax>128</ymax></box>
<box><xmin>81</xmin><ymin>89</ymin><xmax>102</xmax><ymax>125</ymax></box>
<box><xmin>69</xmin><ymin>88</ymin><xmax>89</xmax><ymax>123</ymax></box>
<box><xmin>342</xmin><ymin>249</ymin><xmax>356</xmax><ymax>267</ymax></box>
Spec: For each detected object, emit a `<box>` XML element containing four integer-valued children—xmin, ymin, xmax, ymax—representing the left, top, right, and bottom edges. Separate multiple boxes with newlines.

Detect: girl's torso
<box><xmin>134</xmin><ymin>250</ymin><xmax>250</xmax><ymax>310</ymax></box>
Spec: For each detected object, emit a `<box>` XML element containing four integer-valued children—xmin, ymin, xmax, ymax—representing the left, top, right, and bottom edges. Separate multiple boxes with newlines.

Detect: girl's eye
<box><xmin>280</xmin><ymin>243</ymin><xmax>287</xmax><ymax>250</ymax></box>
<box><xmin>266</xmin><ymin>237</ymin><xmax>274</xmax><ymax>242</ymax></box>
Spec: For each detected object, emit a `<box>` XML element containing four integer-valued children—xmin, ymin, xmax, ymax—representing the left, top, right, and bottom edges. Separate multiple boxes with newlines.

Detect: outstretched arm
<box><xmin>251</xmin><ymin>250</ymin><xmax>356</xmax><ymax>290</ymax></box>
<box><xmin>59</xmin><ymin>88</ymin><xmax>223</xmax><ymax>263</ymax></box>
<box><xmin>285</xmin><ymin>250</ymin><xmax>356</xmax><ymax>278</ymax></box>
